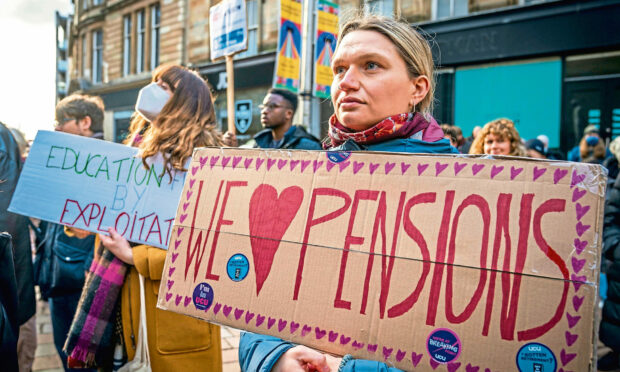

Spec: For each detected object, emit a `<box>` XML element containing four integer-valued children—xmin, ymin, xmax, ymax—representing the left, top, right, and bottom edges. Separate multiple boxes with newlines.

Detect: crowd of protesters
<box><xmin>1</xmin><ymin>13</ymin><xmax>620</xmax><ymax>372</ymax></box>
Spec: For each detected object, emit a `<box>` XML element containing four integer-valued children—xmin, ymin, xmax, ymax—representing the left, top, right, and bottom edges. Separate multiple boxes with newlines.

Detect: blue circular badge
<box><xmin>516</xmin><ymin>343</ymin><xmax>557</xmax><ymax>372</ymax></box>
<box><xmin>326</xmin><ymin>151</ymin><xmax>351</xmax><ymax>163</ymax></box>
<box><xmin>426</xmin><ymin>328</ymin><xmax>461</xmax><ymax>364</ymax></box>
<box><xmin>192</xmin><ymin>283</ymin><xmax>214</xmax><ymax>311</ymax></box>
<box><xmin>227</xmin><ymin>254</ymin><xmax>250</xmax><ymax>282</ymax></box>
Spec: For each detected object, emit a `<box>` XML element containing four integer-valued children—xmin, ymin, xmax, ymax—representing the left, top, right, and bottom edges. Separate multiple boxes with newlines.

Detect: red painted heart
<box><xmin>249</xmin><ymin>184</ymin><xmax>304</xmax><ymax>295</ymax></box>
<box><xmin>395</xmin><ymin>349</ymin><xmax>406</xmax><ymax>362</ymax></box>
<box><xmin>411</xmin><ymin>352</ymin><xmax>423</xmax><ymax>367</ymax></box>
<box><xmin>382</xmin><ymin>346</ymin><xmax>393</xmax><ymax>360</ymax></box>
<box><xmin>566</xmin><ymin>312</ymin><xmax>580</xmax><ymax>328</ymax></box>
<box><xmin>448</xmin><ymin>362</ymin><xmax>462</xmax><ymax>372</ymax></box>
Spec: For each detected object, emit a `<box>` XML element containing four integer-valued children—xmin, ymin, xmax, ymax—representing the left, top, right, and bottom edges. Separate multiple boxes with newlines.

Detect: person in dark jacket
<box><xmin>239</xmin><ymin>15</ymin><xmax>456</xmax><ymax>372</ymax></box>
<box><xmin>253</xmin><ymin>88</ymin><xmax>322</xmax><ymax>150</ymax></box>
<box><xmin>599</xmin><ymin>137</ymin><xmax>620</xmax><ymax>371</ymax></box>
<box><xmin>0</xmin><ymin>121</ymin><xmax>37</xmax><ymax>370</ymax></box>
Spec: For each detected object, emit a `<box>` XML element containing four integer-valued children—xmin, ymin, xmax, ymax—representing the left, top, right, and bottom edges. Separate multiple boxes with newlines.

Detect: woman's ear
<box><xmin>409</xmin><ymin>75</ymin><xmax>430</xmax><ymax>110</ymax></box>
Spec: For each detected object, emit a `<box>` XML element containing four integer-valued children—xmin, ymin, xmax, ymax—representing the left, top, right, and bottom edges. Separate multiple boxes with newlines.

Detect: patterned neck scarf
<box><xmin>325</xmin><ymin>112</ymin><xmax>445</xmax><ymax>149</ymax></box>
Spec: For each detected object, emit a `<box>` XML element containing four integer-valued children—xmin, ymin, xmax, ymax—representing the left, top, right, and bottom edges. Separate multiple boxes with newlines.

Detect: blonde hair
<box><xmin>469</xmin><ymin>118</ymin><xmax>526</xmax><ymax>156</ymax></box>
<box><xmin>337</xmin><ymin>15</ymin><xmax>435</xmax><ymax>114</ymax></box>
<box><xmin>126</xmin><ymin>64</ymin><xmax>223</xmax><ymax>179</ymax></box>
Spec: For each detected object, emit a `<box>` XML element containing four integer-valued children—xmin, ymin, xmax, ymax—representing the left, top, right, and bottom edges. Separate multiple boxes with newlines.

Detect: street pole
<box><xmin>298</xmin><ymin>0</ymin><xmax>319</xmax><ymax>137</ymax></box>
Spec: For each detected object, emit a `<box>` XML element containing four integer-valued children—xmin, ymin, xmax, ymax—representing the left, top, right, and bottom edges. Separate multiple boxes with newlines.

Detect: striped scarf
<box><xmin>64</xmin><ymin>243</ymin><xmax>128</xmax><ymax>367</ymax></box>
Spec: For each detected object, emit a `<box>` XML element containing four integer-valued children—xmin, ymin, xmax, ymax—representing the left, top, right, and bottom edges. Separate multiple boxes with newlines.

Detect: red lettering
<box><xmin>115</xmin><ymin>212</ymin><xmax>130</xmax><ymax>236</ymax></box>
<box><xmin>335</xmin><ymin>190</ymin><xmax>378</xmax><ymax>310</ymax></box>
<box><xmin>445</xmin><ymin>195</ymin><xmax>490</xmax><ymax>324</ymax></box>
<box><xmin>426</xmin><ymin>190</ymin><xmax>455</xmax><ymax>326</ymax></box>
<box><xmin>206</xmin><ymin>180</ymin><xmax>247</xmax><ymax>281</ymax></box>
<box><xmin>88</xmin><ymin>203</ymin><xmax>101</xmax><ymax>226</ymax></box>
<box><xmin>146</xmin><ymin>215</ymin><xmax>162</xmax><ymax>245</ymax></box>
<box><xmin>387</xmin><ymin>192</ymin><xmax>436</xmax><ymax>318</ymax></box>
<box><xmin>517</xmin><ymin>198</ymin><xmax>568</xmax><ymax>341</ymax></box>
<box><xmin>59</xmin><ymin>199</ymin><xmax>79</xmax><ymax>225</ymax></box>
<box><xmin>96</xmin><ymin>205</ymin><xmax>107</xmax><ymax>232</ymax></box>
<box><xmin>72</xmin><ymin>201</ymin><xmax>90</xmax><ymax>226</ymax></box>
<box><xmin>186</xmin><ymin>180</ymin><xmax>221</xmax><ymax>281</ymax></box>
<box><xmin>294</xmin><ymin>188</ymin><xmax>351</xmax><ymax>300</ymax></box>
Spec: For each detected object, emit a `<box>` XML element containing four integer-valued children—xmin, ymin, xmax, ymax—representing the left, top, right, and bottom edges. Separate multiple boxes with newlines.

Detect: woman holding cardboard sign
<box><xmin>239</xmin><ymin>15</ymin><xmax>457</xmax><ymax>372</ymax></box>
<box><xmin>65</xmin><ymin>65</ymin><xmax>224</xmax><ymax>371</ymax></box>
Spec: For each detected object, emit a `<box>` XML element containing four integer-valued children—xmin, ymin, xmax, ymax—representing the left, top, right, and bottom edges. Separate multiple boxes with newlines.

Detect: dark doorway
<box><xmin>562</xmin><ymin>77</ymin><xmax>620</xmax><ymax>154</ymax></box>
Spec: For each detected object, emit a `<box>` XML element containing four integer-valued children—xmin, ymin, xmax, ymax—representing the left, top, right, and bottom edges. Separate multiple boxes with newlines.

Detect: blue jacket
<box><xmin>239</xmin><ymin>134</ymin><xmax>457</xmax><ymax>372</ymax></box>
<box><xmin>253</xmin><ymin>125</ymin><xmax>322</xmax><ymax>150</ymax></box>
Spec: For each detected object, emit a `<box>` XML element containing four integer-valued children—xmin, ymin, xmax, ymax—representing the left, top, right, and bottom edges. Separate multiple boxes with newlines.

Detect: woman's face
<box><xmin>331</xmin><ymin>30</ymin><xmax>420</xmax><ymax>131</ymax></box>
<box><xmin>484</xmin><ymin>133</ymin><xmax>512</xmax><ymax>155</ymax></box>
<box><xmin>156</xmin><ymin>78</ymin><xmax>174</xmax><ymax>96</ymax></box>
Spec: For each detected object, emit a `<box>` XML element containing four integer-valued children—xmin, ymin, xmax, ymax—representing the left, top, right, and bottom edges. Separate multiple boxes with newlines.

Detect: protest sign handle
<box><xmin>226</xmin><ymin>55</ymin><xmax>236</xmax><ymax>135</ymax></box>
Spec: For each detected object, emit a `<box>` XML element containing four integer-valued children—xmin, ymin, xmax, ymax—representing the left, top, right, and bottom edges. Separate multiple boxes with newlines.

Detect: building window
<box><xmin>238</xmin><ymin>0</ymin><xmax>258</xmax><ymax>58</ymax></box>
<box><xmin>402</xmin><ymin>0</ymin><xmax>431</xmax><ymax>22</ymax></box>
<box><xmin>365</xmin><ymin>0</ymin><xmax>394</xmax><ymax>17</ymax></box>
<box><xmin>261</xmin><ymin>0</ymin><xmax>279</xmax><ymax>51</ymax></box>
<box><xmin>150</xmin><ymin>4</ymin><xmax>160</xmax><ymax>70</ymax></box>
<box><xmin>123</xmin><ymin>15</ymin><xmax>132</xmax><ymax>76</ymax></box>
<box><xmin>136</xmin><ymin>10</ymin><xmax>145</xmax><ymax>74</ymax></box>
<box><xmin>82</xmin><ymin>35</ymin><xmax>87</xmax><ymax>76</ymax></box>
<box><xmin>92</xmin><ymin>29</ymin><xmax>103</xmax><ymax>83</ymax></box>
<box><xmin>93</xmin><ymin>0</ymin><xmax>103</xmax><ymax>5</ymax></box>
<box><xmin>435</xmin><ymin>0</ymin><xmax>517</xmax><ymax>19</ymax></box>
<box><xmin>82</xmin><ymin>0</ymin><xmax>89</xmax><ymax>10</ymax></box>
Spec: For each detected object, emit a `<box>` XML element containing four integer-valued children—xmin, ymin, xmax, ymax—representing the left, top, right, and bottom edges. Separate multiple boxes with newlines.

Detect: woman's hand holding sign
<box><xmin>272</xmin><ymin>345</ymin><xmax>341</xmax><ymax>372</ymax></box>
<box><xmin>99</xmin><ymin>227</ymin><xmax>134</xmax><ymax>265</ymax></box>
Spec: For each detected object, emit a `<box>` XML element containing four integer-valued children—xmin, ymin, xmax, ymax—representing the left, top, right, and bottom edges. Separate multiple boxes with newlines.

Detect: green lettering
<box><xmin>85</xmin><ymin>154</ymin><xmax>100</xmax><ymax>177</ymax></box>
<box><xmin>45</xmin><ymin>145</ymin><xmax>63</xmax><ymax>168</ymax></box>
<box><xmin>134</xmin><ymin>163</ymin><xmax>149</xmax><ymax>185</ymax></box>
<box><xmin>147</xmin><ymin>165</ymin><xmax>164</xmax><ymax>187</ymax></box>
<box><xmin>95</xmin><ymin>156</ymin><xmax>110</xmax><ymax>180</ymax></box>
<box><xmin>62</xmin><ymin>147</ymin><xmax>78</xmax><ymax>170</ymax></box>
<box><xmin>112</xmin><ymin>157</ymin><xmax>130</xmax><ymax>182</ymax></box>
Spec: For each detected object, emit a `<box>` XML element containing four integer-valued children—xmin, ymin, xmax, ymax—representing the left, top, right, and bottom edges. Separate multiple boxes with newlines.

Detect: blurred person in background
<box><xmin>469</xmin><ymin>118</ymin><xmax>526</xmax><ymax>156</ymax></box>
<box><xmin>440</xmin><ymin>123</ymin><xmax>460</xmax><ymax>149</ymax></box>
<box><xmin>567</xmin><ymin>124</ymin><xmax>611</xmax><ymax>164</ymax></box>
<box><xmin>525</xmin><ymin>138</ymin><xmax>547</xmax><ymax>159</ymax></box>
<box><xmin>459</xmin><ymin>125</ymin><xmax>481</xmax><ymax>154</ymax></box>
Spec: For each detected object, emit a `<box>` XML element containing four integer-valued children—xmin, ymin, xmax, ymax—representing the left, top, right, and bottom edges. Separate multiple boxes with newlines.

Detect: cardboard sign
<box><xmin>9</xmin><ymin>131</ymin><xmax>186</xmax><ymax>249</ymax></box>
<box><xmin>209</xmin><ymin>0</ymin><xmax>247</xmax><ymax>61</ymax></box>
<box><xmin>157</xmin><ymin>148</ymin><xmax>605</xmax><ymax>371</ymax></box>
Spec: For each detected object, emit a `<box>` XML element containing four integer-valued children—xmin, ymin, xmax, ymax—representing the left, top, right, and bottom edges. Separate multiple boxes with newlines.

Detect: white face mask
<box><xmin>135</xmin><ymin>82</ymin><xmax>172</xmax><ymax>122</ymax></box>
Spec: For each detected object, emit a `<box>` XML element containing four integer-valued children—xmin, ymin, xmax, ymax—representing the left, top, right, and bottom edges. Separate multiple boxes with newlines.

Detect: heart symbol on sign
<box><xmin>574</xmin><ymin>239</ymin><xmax>587</xmax><ymax>255</ymax></box>
<box><xmin>232</xmin><ymin>156</ymin><xmax>242</xmax><ymax>169</ymax></box>
<box><xmin>184</xmin><ymin>296</ymin><xmax>191</xmax><ymax>307</ymax></box>
<box><xmin>210</xmin><ymin>156</ymin><xmax>219</xmax><ymax>169</ymax></box>
<box><xmin>315</xmin><ymin>327</ymin><xmax>326</xmax><ymax>339</ymax></box>
<box><xmin>301</xmin><ymin>325</ymin><xmax>311</xmax><ymax>337</ymax></box>
<box><xmin>565</xmin><ymin>331</ymin><xmax>578</xmax><ymax>346</ymax></box>
<box><xmin>249</xmin><ymin>185</ymin><xmax>304</xmax><ymax>295</ymax></box>
<box><xmin>212</xmin><ymin>303</ymin><xmax>221</xmax><ymax>315</ymax></box>
<box><xmin>466</xmin><ymin>364</ymin><xmax>480</xmax><ymax>372</ymax></box>
<box><xmin>234</xmin><ymin>308</ymin><xmax>244</xmax><ymax>320</ymax></box>
<box><xmin>189</xmin><ymin>179</ymin><xmax>196</xmax><ymax>189</ymax></box>
<box><xmin>576</xmin><ymin>203</ymin><xmax>590</xmax><ymax>221</ymax></box>
<box><xmin>174</xmin><ymin>240</ymin><xmax>181</xmax><ymax>249</ymax></box>
<box><xmin>454</xmin><ymin>162</ymin><xmax>466</xmax><ymax>175</ymax></box>
<box><xmin>168</xmin><ymin>267</ymin><xmax>175</xmax><ymax>276</ymax></box>
<box><xmin>222</xmin><ymin>305</ymin><xmax>232</xmax><ymax>317</ymax></box>
<box><xmin>472</xmin><ymin>163</ymin><xmax>485</xmax><ymax>175</ymax></box>
<box><xmin>191</xmin><ymin>166</ymin><xmax>198</xmax><ymax>176</ymax></box>
<box><xmin>312</xmin><ymin>160</ymin><xmax>323</xmax><ymax>172</ymax></box>
<box><xmin>448</xmin><ymin>362</ymin><xmax>462</xmax><ymax>372</ymax></box>
<box><xmin>573</xmin><ymin>295</ymin><xmax>584</xmax><ymax>312</ymax></box>
<box><xmin>554</xmin><ymin>168</ymin><xmax>568</xmax><ymax>184</ymax></box>
<box><xmin>382</xmin><ymin>346</ymin><xmax>393</xmax><ymax>360</ymax></box>
<box><xmin>277</xmin><ymin>159</ymin><xmax>287</xmax><ymax>170</ymax></box>
<box><xmin>199</xmin><ymin>156</ymin><xmax>208</xmax><ymax>169</ymax></box>
<box><xmin>177</xmin><ymin>227</ymin><xmax>184</xmax><ymax>237</ymax></box>
<box><xmin>255</xmin><ymin>158</ymin><xmax>265</xmax><ymax>170</ymax></box>
<box><xmin>353</xmin><ymin>161</ymin><xmax>365</xmax><ymax>174</ymax></box>
<box><xmin>175</xmin><ymin>295</ymin><xmax>182</xmax><ymax>306</ymax></box>
<box><xmin>325</xmin><ymin>162</ymin><xmax>336</xmax><ymax>172</ymax></box>
<box><xmin>429</xmin><ymin>359</ymin><xmax>440</xmax><ymax>369</ymax></box>
<box><xmin>182</xmin><ymin>202</ymin><xmax>190</xmax><ymax>212</ymax></box>
<box><xmin>560</xmin><ymin>349</ymin><xmax>577</xmax><ymax>366</ymax></box>
<box><xmin>267</xmin><ymin>159</ymin><xmax>277</xmax><ymax>170</ymax></box>
<box><xmin>396</xmin><ymin>350</ymin><xmax>406</xmax><ymax>362</ymax></box>
<box><xmin>179</xmin><ymin>214</ymin><xmax>188</xmax><ymax>224</ymax></box>
<box><xmin>490</xmin><ymin>165</ymin><xmax>504</xmax><ymax>179</ymax></box>
<box><xmin>435</xmin><ymin>162</ymin><xmax>448</xmax><ymax>176</ymax></box>
<box><xmin>533</xmin><ymin>166</ymin><xmax>547</xmax><ymax>181</ymax></box>
<box><xmin>255</xmin><ymin>314</ymin><xmax>265</xmax><ymax>327</ymax></box>
<box><xmin>289</xmin><ymin>160</ymin><xmax>300</xmax><ymax>171</ymax></box>
<box><xmin>369</xmin><ymin>163</ymin><xmax>380</xmax><ymax>174</ymax></box>
<box><xmin>245</xmin><ymin>312</ymin><xmax>255</xmax><ymax>324</ymax></box>
<box><xmin>186</xmin><ymin>190</ymin><xmax>193</xmax><ymax>200</ymax></box>
<box><xmin>171</xmin><ymin>253</ymin><xmax>179</xmax><ymax>263</ymax></box>
<box><xmin>328</xmin><ymin>331</ymin><xmax>338</xmax><ymax>342</ymax></box>
<box><xmin>267</xmin><ymin>317</ymin><xmax>276</xmax><ymax>329</ymax></box>
<box><xmin>571</xmin><ymin>274</ymin><xmax>587</xmax><ymax>291</ymax></box>
<box><xmin>340</xmin><ymin>335</ymin><xmax>351</xmax><ymax>345</ymax></box>
<box><xmin>566</xmin><ymin>312</ymin><xmax>580</xmax><ymax>328</ymax></box>
<box><xmin>290</xmin><ymin>321</ymin><xmax>300</xmax><ymax>334</ymax></box>
<box><xmin>352</xmin><ymin>340</ymin><xmax>364</xmax><ymax>349</ymax></box>
<box><xmin>411</xmin><ymin>352</ymin><xmax>423</xmax><ymax>367</ymax></box>
<box><xmin>401</xmin><ymin>162</ymin><xmax>411</xmax><ymax>175</ymax></box>
<box><xmin>167</xmin><ymin>280</ymin><xmax>174</xmax><ymax>290</ymax></box>
<box><xmin>571</xmin><ymin>257</ymin><xmax>586</xmax><ymax>274</ymax></box>
<box><xmin>510</xmin><ymin>166</ymin><xmax>523</xmax><ymax>180</ymax></box>
<box><xmin>367</xmin><ymin>344</ymin><xmax>378</xmax><ymax>353</ymax></box>
<box><xmin>165</xmin><ymin>292</ymin><xmax>172</xmax><ymax>302</ymax></box>
<box><xmin>244</xmin><ymin>158</ymin><xmax>253</xmax><ymax>170</ymax></box>
<box><xmin>575</xmin><ymin>221</ymin><xmax>590</xmax><ymax>237</ymax></box>
<box><xmin>385</xmin><ymin>162</ymin><xmax>396</xmax><ymax>175</ymax></box>
<box><xmin>300</xmin><ymin>160</ymin><xmax>310</xmax><ymax>172</ymax></box>
<box><xmin>417</xmin><ymin>163</ymin><xmax>429</xmax><ymax>175</ymax></box>
<box><xmin>338</xmin><ymin>161</ymin><xmax>350</xmax><ymax>172</ymax></box>
<box><xmin>571</xmin><ymin>170</ymin><xmax>586</xmax><ymax>188</ymax></box>
<box><xmin>572</xmin><ymin>188</ymin><xmax>586</xmax><ymax>202</ymax></box>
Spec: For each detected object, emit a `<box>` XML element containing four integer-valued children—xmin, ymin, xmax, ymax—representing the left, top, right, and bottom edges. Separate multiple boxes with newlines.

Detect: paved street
<box><xmin>32</xmin><ymin>299</ymin><xmax>241</xmax><ymax>372</ymax></box>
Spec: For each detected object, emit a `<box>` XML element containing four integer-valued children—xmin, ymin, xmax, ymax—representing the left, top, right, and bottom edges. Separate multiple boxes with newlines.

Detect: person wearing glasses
<box><xmin>54</xmin><ymin>94</ymin><xmax>105</xmax><ymax>139</ymax></box>
<box><xmin>253</xmin><ymin>88</ymin><xmax>322</xmax><ymax>150</ymax></box>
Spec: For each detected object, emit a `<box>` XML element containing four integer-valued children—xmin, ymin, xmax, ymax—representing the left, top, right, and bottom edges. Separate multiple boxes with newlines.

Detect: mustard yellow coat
<box><xmin>121</xmin><ymin>245</ymin><xmax>222</xmax><ymax>371</ymax></box>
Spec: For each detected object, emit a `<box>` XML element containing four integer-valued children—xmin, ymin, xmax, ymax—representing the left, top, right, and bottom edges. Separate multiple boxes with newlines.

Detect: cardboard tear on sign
<box><xmin>157</xmin><ymin>148</ymin><xmax>606</xmax><ymax>372</ymax></box>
